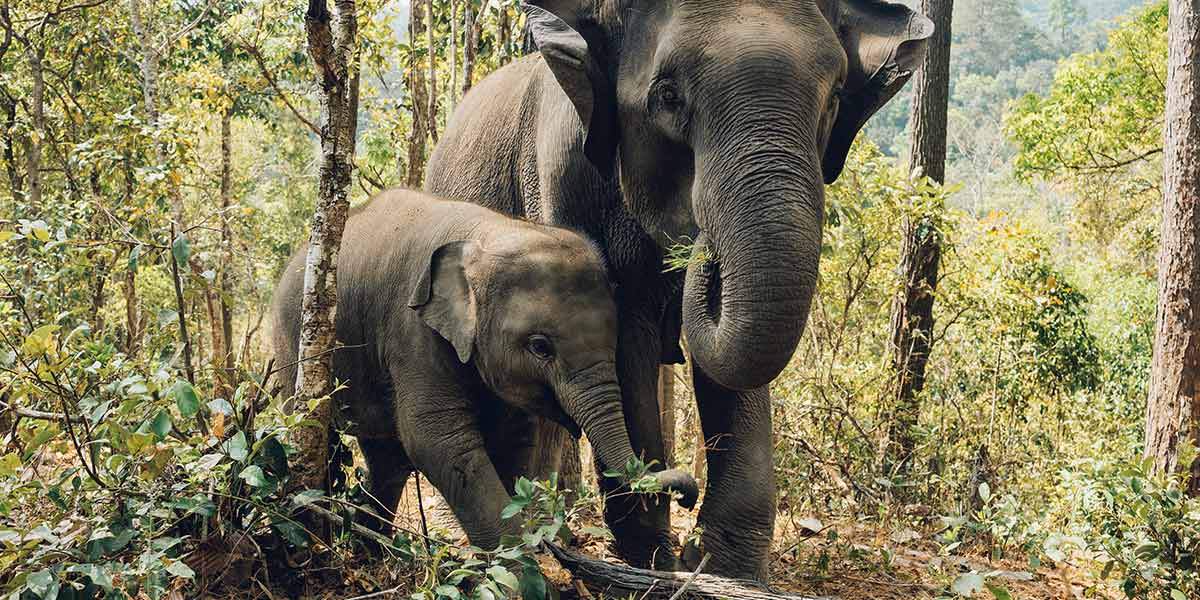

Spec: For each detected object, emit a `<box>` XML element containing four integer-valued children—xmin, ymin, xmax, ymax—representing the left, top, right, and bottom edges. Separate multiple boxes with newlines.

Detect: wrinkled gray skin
<box><xmin>425</xmin><ymin>0</ymin><xmax>932</xmax><ymax>578</ymax></box>
<box><xmin>272</xmin><ymin>189</ymin><xmax>698</xmax><ymax>551</ymax></box>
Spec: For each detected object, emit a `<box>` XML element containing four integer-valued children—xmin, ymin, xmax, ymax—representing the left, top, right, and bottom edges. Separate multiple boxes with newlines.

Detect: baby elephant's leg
<box><xmin>357</xmin><ymin>437</ymin><xmax>413</xmax><ymax>534</ymax></box>
<box><xmin>400</xmin><ymin>397</ymin><xmax>516</xmax><ymax>551</ymax></box>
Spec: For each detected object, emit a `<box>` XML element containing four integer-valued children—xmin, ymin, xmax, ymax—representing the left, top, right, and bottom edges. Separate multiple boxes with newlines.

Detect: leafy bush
<box><xmin>1067</xmin><ymin>451</ymin><xmax>1200</xmax><ymax>599</ymax></box>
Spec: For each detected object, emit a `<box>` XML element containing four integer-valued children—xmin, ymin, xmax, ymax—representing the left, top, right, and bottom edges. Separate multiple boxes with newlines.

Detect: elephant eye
<box><xmin>526</xmin><ymin>334</ymin><xmax>556</xmax><ymax>360</ymax></box>
<box><xmin>650</xmin><ymin>79</ymin><xmax>685</xmax><ymax>112</ymax></box>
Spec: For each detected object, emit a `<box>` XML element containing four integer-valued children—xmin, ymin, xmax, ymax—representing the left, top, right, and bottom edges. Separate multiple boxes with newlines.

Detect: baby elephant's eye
<box><xmin>527</xmin><ymin>335</ymin><xmax>556</xmax><ymax>360</ymax></box>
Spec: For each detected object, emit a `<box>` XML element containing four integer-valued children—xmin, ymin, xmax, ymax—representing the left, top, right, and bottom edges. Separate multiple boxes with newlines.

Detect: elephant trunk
<box><xmin>559</xmin><ymin>361</ymin><xmax>699</xmax><ymax>508</ymax></box>
<box><xmin>682</xmin><ymin>120</ymin><xmax>824</xmax><ymax>392</ymax></box>
<box><xmin>559</xmin><ymin>361</ymin><xmax>638</xmax><ymax>475</ymax></box>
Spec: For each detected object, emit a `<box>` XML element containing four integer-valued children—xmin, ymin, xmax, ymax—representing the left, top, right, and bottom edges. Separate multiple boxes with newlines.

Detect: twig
<box><xmin>0</xmin><ymin>400</ymin><xmax>82</xmax><ymax>422</ymax></box>
<box><xmin>667</xmin><ymin>554</ymin><xmax>710</xmax><ymax>600</ymax></box>
<box><xmin>345</xmin><ymin>585</ymin><xmax>405</xmax><ymax>600</ymax></box>
<box><xmin>415</xmin><ymin>472</ymin><xmax>432</xmax><ymax>555</ymax></box>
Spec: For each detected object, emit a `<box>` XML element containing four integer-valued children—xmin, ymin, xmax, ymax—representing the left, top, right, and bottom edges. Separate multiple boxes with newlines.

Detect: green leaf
<box><xmin>172</xmin><ymin>234</ymin><xmax>191</xmax><ymax>267</ymax></box>
<box><xmin>225</xmin><ymin>431</ymin><xmax>248</xmax><ymax>462</ymax></box>
<box><xmin>434</xmin><ymin>585</ymin><xmax>461</xmax><ymax>600</ymax></box>
<box><xmin>519</xmin><ymin>565</ymin><xmax>547</xmax><ymax>600</ymax></box>
<box><xmin>500</xmin><ymin>497</ymin><xmax>528</xmax><ymax>520</ymax></box>
<box><xmin>291</xmin><ymin>489</ymin><xmax>325</xmax><ymax>508</ymax></box>
<box><xmin>514</xmin><ymin>477</ymin><xmax>534</xmax><ymax>499</ymax></box>
<box><xmin>951</xmin><ymin>573</ymin><xmax>986</xmax><ymax>597</ymax></box>
<box><xmin>26</xmin><ymin>569</ymin><xmax>57</xmax><ymax>598</ymax></box>
<box><xmin>986</xmin><ymin>583</ymin><xmax>1013</xmax><ymax>600</ymax></box>
<box><xmin>150</xmin><ymin>410</ymin><xmax>173</xmax><ymax>441</ymax></box>
<box><xmin>1170</xmin><ymin>590</ymin><xmax>1187</xmax><ymax>600</ymax></box>
<box><xmin>21</xmin><ymin>324</ymin><xmax>59</xmax><ymax>356</ymax></box>
<box><xmin>164</xmin><ymin>559</ymin><xmax>195</xmax><ymax>579</ymax></box>
<box><xmin>66</xmin><ymin>564</ymin><xmax>113</xmax><ymax>590</ymax></box>
<box><xmin>239</xmin><ymin>465</ymin><xmax>267</xmax><ymax>487</ymax></box>
<box><xmin>0</xmin><ymin>453</ymin><xmax>21</xmax><ymax>478</ymax></box>
<box><xmin>486</xmin><ymin>565</ymin><xmax>519</xmax><ymax>591</ymax></box>
<box><xmin>173</xmin><ymin>380</ymin><xmax>200</xmax><ymax>418</ymax></box>
<box><xmin>978</xmin><ymin>481</ymin><xmax>991</xmax><ymax>503</ymax></box>
<box><xmin>207</xmin><ymin>398</ymin><xmax>234</xmax><ymax>416</ymax></box>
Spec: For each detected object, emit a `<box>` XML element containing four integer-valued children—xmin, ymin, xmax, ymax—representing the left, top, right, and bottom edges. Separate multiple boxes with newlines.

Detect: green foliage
<box><xmin>1065</xmin><ymin>450</ymin><xmax>1200</xmax><ymax>599</ymax></box>
<box><xmin>1008</xmin><ymin>2</ymin><xmax>1168</xmax><ymax>185</ymax></box>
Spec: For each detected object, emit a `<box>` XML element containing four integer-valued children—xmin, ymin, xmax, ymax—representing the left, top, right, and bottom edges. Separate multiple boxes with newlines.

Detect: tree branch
<box><xmin>241</xmin><ymin>41</ymin><xmax>319</xmax><ymax>135</ymax></box>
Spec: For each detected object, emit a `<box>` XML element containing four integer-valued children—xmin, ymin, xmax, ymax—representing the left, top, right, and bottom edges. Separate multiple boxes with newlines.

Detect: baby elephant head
<box><xmin>409</xmin><ymin>229</ymin><xmax>698</xmax><ymax>508</ymax></box>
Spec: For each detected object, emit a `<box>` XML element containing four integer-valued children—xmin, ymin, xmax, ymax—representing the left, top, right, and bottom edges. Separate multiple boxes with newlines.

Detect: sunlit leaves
<box><xmin>1007</xmin><ymin>2</ymin><xmax>1168</xmax><ymax>184</ymax></box>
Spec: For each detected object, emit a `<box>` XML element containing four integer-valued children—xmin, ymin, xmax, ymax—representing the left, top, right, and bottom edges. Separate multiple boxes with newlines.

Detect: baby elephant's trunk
<box><xmin>560</xmin><ymin>362</ymin><xmax>699</xmax><ymax>509</ymax></box>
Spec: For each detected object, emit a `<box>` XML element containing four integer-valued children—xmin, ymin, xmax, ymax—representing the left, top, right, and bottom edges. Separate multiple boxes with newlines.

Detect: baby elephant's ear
<box><xmin>408</xmin><ymin>241</ymin><xmax>481</xmax><ymax>364</ymax></box>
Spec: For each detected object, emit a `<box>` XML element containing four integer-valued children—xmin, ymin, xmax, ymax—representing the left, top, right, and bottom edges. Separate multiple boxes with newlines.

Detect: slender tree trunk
<box><xmin>24</xmin><ymin>45</ymin><xmax>44</xmax><ymax>210</ymax></box>
<box><xmin>123</xmin><ymin>268</ymin><xmax>141</xmax><ymax>352</ymax></box>
<box><xmin>449</xmin><ymin>0</ymin><xmax>458</xmax><ymax>113</ymax></box>
<box><xmin>886</xmin><ymin>0</ymin><xmax>952</xmax><ymax>477</ymax></box>
<box><xmin>406</xmin><ymin>0</ymin><xmax>428</xmax><ymax>187</ymax></box>
<box><xmin>1146</xmin><ymin>0</ymin><xmax>1200</xmax><ymax>495</ymax></box>
<box><xmin>296</xmin><ymin>0</ymin><xmax>358</xmax><ymax>499</ymax></box>
<box><xmin>2</xmin><ymin>91</ymin><xmax>20</xmax><ymax>200</ymax></box>
<box><xmin>659</xmin><ymin>366</ymin><xmax>676</xmax><ymax>464</ymax></box>
<box><xmin>426</xmin><ymin>0</ymin><xmax>439</xmax><ymax>143</ymax></box>
<box><xmin>461</xmin><ymin>0</ymin><xmax>477</xmax><ymax>97</ymax></box>
<box><xmin>216</xmin><ymin>105</ymin><xmax>235</xmax><ymax>396</ymax></box>
<box><xmin>497</xmin><ymin>2</ymin><xmax>511</xmax><ymax>65</ymax></box>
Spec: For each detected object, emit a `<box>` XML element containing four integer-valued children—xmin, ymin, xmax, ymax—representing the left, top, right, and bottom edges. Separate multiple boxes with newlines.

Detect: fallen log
<box><xmin>546</xmin><ymin>544</ymin><xmax>831</xmax><ymax>600</ymax></box>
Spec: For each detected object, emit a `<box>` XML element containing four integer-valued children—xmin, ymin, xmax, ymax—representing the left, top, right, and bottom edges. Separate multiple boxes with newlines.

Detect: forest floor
<box><xmin>251</xmin><ymin>478</ymin><xmax>1118</xmax><ymax>600</ymax></box>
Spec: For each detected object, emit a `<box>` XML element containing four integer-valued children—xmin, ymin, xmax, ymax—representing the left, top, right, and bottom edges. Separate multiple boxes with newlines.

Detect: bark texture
<box><xmin>406</xmin><ymin>0</ymin><xmax>429</xmax><ymax>187</ymax></box>
<box><xmin>461</xmin><ymin>0</ymin><xmax>477</xmax><ymax>96</ymax></box>
<box><xmin>887</xmin><ymin>0</ymin><xmax>952</xmax><ymax>475</ymax></box>
<box><xmin>426</xmin><ymin>0</ymin><xmax>438</xmax><ymax>144</ymax></box>
<box><xmin>295</xmin><ymin>0</ymin><xmax>358</xmax><ymax>496</ymax></box>
<box><xmin>547</xmin><ymin>544</ymin><xmax>822</xmax><ymax>600</ymax></box>
<box><xmin>1146</xmin><ymin>0</ymin><xmax>1200</xmax><ymax>494</ymax></box>
<box><xmin>24</xmin><ymin>45</ymin><xmax>43</xmax><ymax>210</ymax></box>
<box><xmin>215</xmin><ymin>106</ymin><xmax>235</xmax><ymax>397</ymax></box>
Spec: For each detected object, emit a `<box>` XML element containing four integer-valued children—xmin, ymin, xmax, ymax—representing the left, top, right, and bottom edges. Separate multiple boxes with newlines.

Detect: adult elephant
<box><xmin>425</xmin><ymin>0</ymin><xmax>932</xmax><ymax>580</ymax></box>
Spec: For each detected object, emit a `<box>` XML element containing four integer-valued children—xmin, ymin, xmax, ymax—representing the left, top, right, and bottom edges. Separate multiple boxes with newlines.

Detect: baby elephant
<box><xmin>272</xmin><ymin>189</ymin><xmax>697</xmax><ymax>550</ymax></box>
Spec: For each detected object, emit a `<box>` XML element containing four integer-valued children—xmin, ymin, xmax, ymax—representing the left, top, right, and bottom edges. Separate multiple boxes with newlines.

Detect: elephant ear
<box><xmin>522</xmin><ymin>1</ymin><xmax>619</xmax><ymax>173</ymax></box>
<box><xmin>408</xmin><ymin>241</ymin><xmax>481</xmax><ymax>364</ymax></box>
<box><xmin>823</xmin><ymin>0</ymin><xmax>934</xmax><ymax>183</ymax></box>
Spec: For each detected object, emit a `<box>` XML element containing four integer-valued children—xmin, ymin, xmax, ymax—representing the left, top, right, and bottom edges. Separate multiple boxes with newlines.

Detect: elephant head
<box><xmin>525</xmin><ymin>0</ymin><xmax>933</xmax><ymax>390</ymax></box>
<box><xmin>409</xmin><ymin>234</ymin><xmax>699</xmax><ymax>508</ymax></box>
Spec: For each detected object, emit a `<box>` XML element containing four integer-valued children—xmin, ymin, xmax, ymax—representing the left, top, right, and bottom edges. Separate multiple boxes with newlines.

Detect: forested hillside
<box><xmin>0</xmin><ymin>1</ymin><xmax>1196</xmax><ymax>599</ymax></box>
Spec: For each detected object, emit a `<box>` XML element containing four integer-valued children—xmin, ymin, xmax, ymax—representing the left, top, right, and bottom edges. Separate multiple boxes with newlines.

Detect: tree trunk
<box><xmin>497</xmin><ymin>2</ymin><xmax>511</xmax><ymax>66</ymax></box>
<box><xmin>406</xmin><ymin>0</ymin><xmax>429</xmax><ymax>187</ymax></box>
<box><xmin>659</xmin><ymin>365</ymin><xmax>676</xmax><ymax>464</ymax></box>
<box><xmin>24</xmin><ymin>45</ymin><xmax>44</xmax><ymax>211</ymax></box>
<box><xmin>2</xmin><ymin>91</ymin><xmax>21</xmax><ymax>201</ymax></box>
<box><xmin>461</xmin><ymin>0</ymin><xmax>477</xmax><ymax>96</ymax></box>
<box><xmin>216</xmin><ymin>105</ymin><xmax>235</xmax><ymax>397</ymax></box>
<box><xmin>886</xmin><ymin>0</ymin><xmax>952</xmax><ymax>477</ymax></box>
<box><xmin>426</xmin><ymin>0</ymin><xmax>439</xmax><ymax>144</ymax></box>
<box><xmin>296</xmin><ymin>0</ymin><xmax>358</xmax><ymax>500</ymax></box>
<box><xmin>1146</xmin><ymin>0</ymin><xmax>1200</xmax><ymax>495</ymax></box>
<box><xmin>449</xmin><ymin>0</ymin><xmax>458</xmax><ymax>113</ymax></box>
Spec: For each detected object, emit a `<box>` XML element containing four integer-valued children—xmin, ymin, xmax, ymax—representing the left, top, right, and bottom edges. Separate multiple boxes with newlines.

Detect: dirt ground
<box><xmin>363</xmin><ymin>478</ymin><xmax>1118</xmax><ymax>600</ymax></box>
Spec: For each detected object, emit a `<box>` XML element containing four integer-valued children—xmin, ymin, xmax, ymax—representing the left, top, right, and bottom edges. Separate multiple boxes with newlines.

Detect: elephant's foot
<box><xmin>679</xmin><ymin>524</ymin><xmax>770</xmax><ymax>582</ymax></box>
<box><xmin>610</xmin><ymin>528</ymin><xmax>682</xmax><ymax>572</ymax></box>
<box><xmin>605</xmin><ymin>497</ymin><xmax>681</xmax><ymax>571</ymax></box>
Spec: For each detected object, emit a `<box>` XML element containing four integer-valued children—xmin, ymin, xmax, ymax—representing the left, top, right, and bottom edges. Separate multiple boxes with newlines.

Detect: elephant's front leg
<box><xmin>685</xmin><ymin>366</ymin><xmax>776</xmax><ymax>582</ymax></box>
<box><xmin>600</xmin><ymin>307</ymin><xmax>680</xmax><ymax>571</ymax></box>
<box><xmin>399</xmin><ymin>396</ymin><xmax>515</xmax><ymax>551</ymax></box>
